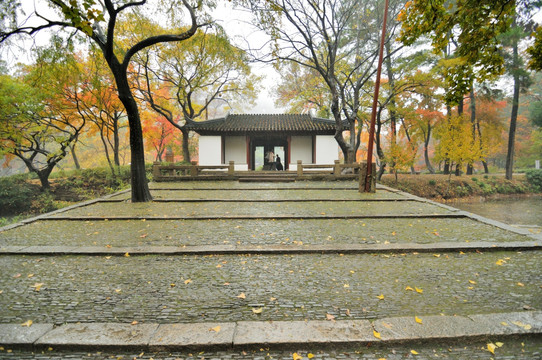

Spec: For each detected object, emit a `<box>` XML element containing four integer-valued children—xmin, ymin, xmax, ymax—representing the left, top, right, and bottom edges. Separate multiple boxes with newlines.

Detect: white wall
<box><xmin>224</xmin><ymin>136</ymin><xmax>248</xmax><ymax>170</ymax></box>
<box><xmin>198</xmin><ymin>136</ymin><xmax>222</xmax><ymax>165</ymax></box>
<box><xmin>315</xmin><ymin>135</ymin><xmax>339</xmax><ymax>164</ymax></box>
<box><xmin>289</xmin><ymin>136</ymin><xmax>313</xmax><ymax>170</ymax></box>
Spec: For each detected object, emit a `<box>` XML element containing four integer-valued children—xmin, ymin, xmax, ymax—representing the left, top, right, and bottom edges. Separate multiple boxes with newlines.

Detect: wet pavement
<box><xmin>0</xmin><ymin>180</ymin><xmax>540</xmax><ymax>358</ymax></box>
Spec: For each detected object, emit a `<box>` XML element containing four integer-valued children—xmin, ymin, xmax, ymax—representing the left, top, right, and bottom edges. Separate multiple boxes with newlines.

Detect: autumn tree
<box><xmin>141</xmin><ymin>112</ymin><xmax>181</xmax><ymax>162</ymax></box>
<box><xmin>78</xmin><ymin>46</ymin><xmax>128</xmax><ymax>175</ymax></box>
<box><xmin>1</xmin><ymin>0</ymin><xmax>206</xmax><ymax>202</ymax></box>
<box><xmin>135</xmin><ymin>26</ymin><xmax>258</xmax><ymax>162</ymax></box>
<box><xmin>0</xmin><ymin>39</ymin><xmax>86</xmax><ymax>189</ymax></box>
<box><xmin>399</xmin><ymin>0</ymin><xmax>541</xmax><ymax>178</ymax></box>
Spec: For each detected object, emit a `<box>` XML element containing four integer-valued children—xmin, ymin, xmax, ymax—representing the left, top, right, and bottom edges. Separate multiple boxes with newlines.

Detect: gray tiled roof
<box><xmin>187</xmin><ymin>114</ymin><xmax>338</xmax><ymax>135</ymax></box>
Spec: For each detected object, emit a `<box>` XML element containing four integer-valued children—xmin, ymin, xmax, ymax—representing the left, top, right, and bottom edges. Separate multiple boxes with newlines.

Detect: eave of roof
<box><xmin>187</xmin><ymin>114</ymin><xmax>340</xmax><ymax>135</ymax></box>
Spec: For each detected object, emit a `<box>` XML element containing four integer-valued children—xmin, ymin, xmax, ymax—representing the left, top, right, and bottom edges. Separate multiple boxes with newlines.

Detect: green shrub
<box><xmin>428</xmin><ymin>179</ymin><xmax>436</xmax><ymax>186</ymax></box>
<box><xmin>471</xmin><ymin>177</ymin><xmax>478</xmax><ymax>182</ymax></box>
<box><xmin>0</xmin><ymin>175</ymin><xmax>39</xmax><ymax>216</ymax></box>
<box><xmin>525</xmin><ymin>169</ymin><xmax>542</xmax><ymax>190</ymax></box>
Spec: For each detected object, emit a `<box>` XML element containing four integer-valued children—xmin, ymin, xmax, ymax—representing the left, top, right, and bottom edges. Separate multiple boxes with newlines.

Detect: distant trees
<box><xmin>134</xmin><ymin>25</ymin><xmax>259</xmax><ymax>162</ymax></box>
<box><xmin>1</xmin><ymin>0</ymin><xmax>206</xmax><ymax>202</ymax></box>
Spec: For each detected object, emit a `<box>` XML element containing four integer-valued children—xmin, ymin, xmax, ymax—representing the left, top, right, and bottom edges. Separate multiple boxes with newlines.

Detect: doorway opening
<box><xmin>250</xmin><ymin>136</ymin><xmax>288</xmax><ymax>171</ymax></box>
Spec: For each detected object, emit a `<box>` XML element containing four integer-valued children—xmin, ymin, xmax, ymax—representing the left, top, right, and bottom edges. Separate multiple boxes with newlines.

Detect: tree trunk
<box><xmin>385</xmin><ymin>41</ymin><xmax>397</xmax><ymax>173</ymax></box>
<box><xmin>111</xmin><ymin>63</ymin><xmax>152</xmax><ymax>202</ymax></box>
<box><xmin>70</xmin><ymin>143</ymin><xmax>81</xmax><ymax>170</ymax></box>
<box><xmin>375</xmin><ymin>114</ymin><xmax>386</xmax><ymax>180</ymax></box>
<box><xmin>113</xmin><ymin>114</ymin><xmax>121</xmax><ymax>168</ymax></box>
<box><xmin>482</xmin><ymin>160</ymin><xmax>489</xmax><ymax>173</ymax></box>
<box><xmin>37</xmin><ymin>168</ymin><xmax>53</xmax><ymax>190</ymax></box>
<box><xmin>467</xmin><ymin>90</ymin><xmax>476</xmax><ymax>175</ymax></box>
<box><xmin>181</xmin><ymin>126</ymin><xmax>191</xmax><ymax>163</ymax></box>
<box><xmin>424</xmin><ymin>122</ymin><xmax>435</xmax><ymax>173</ymax></box>
<box><xmin>505</xmin><ymin>38</ymin><xmax>520</xmax><ymax>180</ymax></box>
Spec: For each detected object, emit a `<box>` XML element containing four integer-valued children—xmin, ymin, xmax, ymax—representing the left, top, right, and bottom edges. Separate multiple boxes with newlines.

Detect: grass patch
<box><xmin>379</xmin><ymin>173</ymin><xmax>539</xmax><ymax>200</ymax></box>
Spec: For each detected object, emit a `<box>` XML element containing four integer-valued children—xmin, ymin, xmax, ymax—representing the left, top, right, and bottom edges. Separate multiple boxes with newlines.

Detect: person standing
<box><xmin>275</xmin><ymin>155</ymin><xmax>283</xmax><ymax>171</ymax></box>
<box><xmin>267</xmin><ymin>150</ymin><xmax>275</xmax><ymax>170</ymax></box>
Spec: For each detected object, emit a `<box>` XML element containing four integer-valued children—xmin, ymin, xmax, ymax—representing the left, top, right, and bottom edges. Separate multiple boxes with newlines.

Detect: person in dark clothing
<box><xmin>275</xmin><ymin>155</ymin><xmax>284</xmax><ymax>171</ymax></box>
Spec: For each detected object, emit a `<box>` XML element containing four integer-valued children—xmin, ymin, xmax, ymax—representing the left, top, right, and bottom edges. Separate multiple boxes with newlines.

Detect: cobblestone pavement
<box><xmin>0</xmin><ymin>251</ymin><xmax>540</xmax><ymax>324</ymax></box>
<box><xmin>0</xmin><ymin>335</ymin><xmax>541</xmax><ymax>359</ymax></box>
<box><xmin>111</xmin><ymin>188</ymin><xmax>407</xmax><ymax>201</ymax></box>
<box><xmin>0</xmin><ymin>180</ymin><xmax>541</xmax><ymax>358</ymax></box>
<box><xmin>0</xmin><ymin>217</ymin><xmax>530</xmax><ymax>247</ymax></box>
<box><xmin>48</xmin><ymin>199</ymin><xmax>453</xmax><ymax>218</ymax></box>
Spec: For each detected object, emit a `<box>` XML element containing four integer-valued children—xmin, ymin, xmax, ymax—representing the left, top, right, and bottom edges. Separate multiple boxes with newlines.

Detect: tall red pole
<box><xmin>362</xmin><ymin>0</ymin><xmax>390</xmax><ymax>192</ymax></box>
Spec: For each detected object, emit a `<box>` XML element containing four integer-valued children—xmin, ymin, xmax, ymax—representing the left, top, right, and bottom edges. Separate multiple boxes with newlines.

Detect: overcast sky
<box><xmin>212</xmin><ymin>3</ymin><xmax>284</xmax><ymax>114</ymax></box>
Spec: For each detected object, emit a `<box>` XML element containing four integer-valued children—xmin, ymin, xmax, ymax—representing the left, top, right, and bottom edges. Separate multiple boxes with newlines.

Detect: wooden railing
<box><xmin>296</xmin><ymin>160</ymin><xmax>362</xmax><ymax>177</ymax></box>
<box><xmin>153</xmin><ymin>160</ymin><xmax>374</xmax><ymax>184</ymax></box>
<box><xmin>153</xmin><ymin>161</ymin><xmax>235</xmax><ymax>181</ymax></box>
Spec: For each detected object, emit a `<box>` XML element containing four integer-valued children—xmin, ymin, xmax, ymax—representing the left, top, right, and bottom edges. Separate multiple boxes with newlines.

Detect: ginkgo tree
<box><xmin>0</xmin><ymin>0</ymin><xmax>208</xmax><ymax>202</ymax></box>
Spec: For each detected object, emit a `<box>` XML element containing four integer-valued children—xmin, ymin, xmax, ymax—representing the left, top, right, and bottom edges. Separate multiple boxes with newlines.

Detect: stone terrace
<box><xmin>0</xmin><ymin>181</ymin><xmax>541</xmax><ymax>359</ymax></box>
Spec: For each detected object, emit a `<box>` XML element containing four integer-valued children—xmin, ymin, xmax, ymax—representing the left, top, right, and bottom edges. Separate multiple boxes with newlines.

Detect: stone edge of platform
<box><xmin>0</xmin><ymin>240</ymin><xmax>540</xmax><ymax>256</ymax></box>
<box><xmin>0</xmin><ymin>311</ymin><xmax>539</xmax><ymax>351</ymax></box>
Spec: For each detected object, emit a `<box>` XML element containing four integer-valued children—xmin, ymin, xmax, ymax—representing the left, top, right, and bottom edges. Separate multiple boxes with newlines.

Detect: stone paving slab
<box><xmin>2</xmin><ymin>241</ymin><xmax>539</xmax><ymax>256</ymax></box>
<box><xmin>233</xmin><ymin>320</ymin><xmax>374</xmax><ymax>347</ymax></box>
<box><xmin>1</xmin><ymin>312</ymin><xmax>540</xmax><ymax>351</ymax></box>
<box><xmin>150</xmin><ymin>322</ymin><xmax>236</xmax><ymax>350</ymax></box>
<box><xmin>34</xmin><ymin>323</ymin><xmax>159</xmax><ymax>349</ymax></box>
<box><xmin>0</xmin><ymin>324</ymin><xmax>53</xmax><ymax>345</ymax></box>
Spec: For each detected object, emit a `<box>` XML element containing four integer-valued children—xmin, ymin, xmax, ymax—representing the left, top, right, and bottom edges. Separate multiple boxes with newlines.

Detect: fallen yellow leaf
<box><xmin>410</xmin><ymin>350</ymin><xmax>419</xmax><ymax>355</ymax></box>
<box><xmin>495</xmin><ymin>342</ymin><xmax>504</xmax><ymax>348</ymax></box>
<box><xmin>517</xmin><ymin>282</ymin><xmax>524</xmax><ymax>287</ymax></box>
<box><xmin>415</xmin><ymin>316</ymin><xmax>422</xmax><ymax>324</ymax></box>
<box><xmin>326</xmin><ymin>313</ymin><xmax>335</xmax><ymax>321</ymax></box>
<box><xmin>124</xmin><ymin>252</ymin><xmax>130</xmax><ymax>257</ymax></box>
<box><xmin>468</xmin><ymin>280</ymin><xmax>476</xmax><ymax>284</ymax></box>
<box><xmin>21</xmin><ymin>320</ymin><xmax>33</xmax><ymax>327</ymax></box>
<box><xmin>405</xmin><ymin>286</ymin><xmax>414</xmax><ymax>291</ymax></box>
<box><xmin>293</xmin><ymin>353</ymin><xmax>302</xmax><ymax>360</ymax></box>
<box><xmin>32</xmin><ymin>283</ymin><xmax>44</xmax><ymax>292</ymax></box>
<box><xmin>270</xmin><ymin>297</ymin><xmax>277</xmax><ymax>301</ymax></box>
<box><xmin>210</xmin><ymin>326</ymin><xmax>221</xmax><ymax>332</ymax></box>
<box><xmin>376</xmin><ymin>294</ymin><xmax>385</xmax><ymax>300</ymax></box>
<box><xmin>373</xmin><ymin>330</ymin><xmax>381</xmax><ymax>339</ymax></box>
<box><xmin>252</xmin><ymin>307</ymin><xmax>263</xmax><ymax>314</ymax></box>
<box><xmin>308</xmin><ymin>353</ymin><xmax>315</xmax><ymax>359</ymax></box>
<box><xmin>487</xmin><ymin>343</ymin><xmax>496</xmax><ymax>354</ymax></box>
<box><xmin>495</xmin><ymin>259</ymin><xmax>505</xmax><ymax>266</ymax></box>
<box><xmin>433</xmin><ymin>254</ymin><xmax>440</xmax><ymax>257</ymax></box>
<box><xmin>184</xmin><ymin>279</ymin><xmax>192</xmax><ymax>285</ymax></box>
<box><xmin>237</xmin><ymin>293</ymin><xmax>246</xmax><ymax>299</ymax></box>
<box><xmin>343</xmin><ymin>284</ymin><xmax>350</xmax><ymax>288</ymax></box>
<box><xmin>415</xmin><ymin>287</ymin><xmax>423</xmax><ymax>294</ymax></box>
<box><xmin>131</xmin><ymin>321</ymin><xmax>138</xmax><ymax>325</ymax></box>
